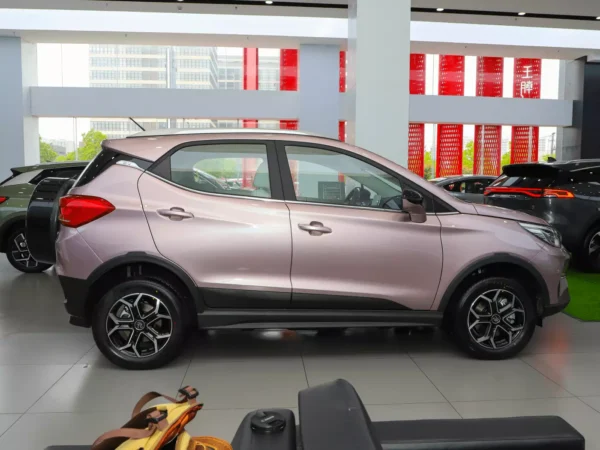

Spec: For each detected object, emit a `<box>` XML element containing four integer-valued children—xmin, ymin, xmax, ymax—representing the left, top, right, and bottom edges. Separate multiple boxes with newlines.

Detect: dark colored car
<box><xmin>0</xmin><ymin>161</ymin><xmax>88</xmax><ymax>272</ymax></box>
<box><xmin>431</xmin><ymin>175</ymin><xmax>497</xmax><ymax>204</ymax></box>
<box><xmin>484</xmin><ymin>160</ymin><xmax>600</xmax><ymax>271</ymax></box>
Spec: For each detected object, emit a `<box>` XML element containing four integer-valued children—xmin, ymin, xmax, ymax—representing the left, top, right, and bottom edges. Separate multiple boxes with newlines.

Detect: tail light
<box><xmin>484</xmin><ymin>187</ymin><xmax>574</xmax><ymax>199</ymax></box>
<box><xmin>0</xmin><ymin>197</ymin><xmax>7</xmax><ymax>204</ymax></box>
<box><xmin>59</xmin><ymin>195</ymin><xmax>115</xmax><ymax>228</ymax></box>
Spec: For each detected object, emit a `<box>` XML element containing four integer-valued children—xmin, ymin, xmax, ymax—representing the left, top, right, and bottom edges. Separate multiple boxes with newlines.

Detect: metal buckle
<box><xmin>178</xmin><ymin>386</ymin><xmax>199</xmax><ymax>400</ymax></box>
<box><xmin>147</xmin><ymin>409</ymin><xmax>168</xmax><ymax>424</ymax></box>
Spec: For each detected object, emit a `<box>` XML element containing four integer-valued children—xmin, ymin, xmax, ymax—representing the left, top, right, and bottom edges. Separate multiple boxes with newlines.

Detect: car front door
<box><xmin>277</xmin><ymin>142</ymin><xmax>443</xmax><ymax>311</ymax></box>
<box><xmin>137</xmin><ymin>140</ymin><xmax>293</xmax><ymax>308</ymax></box>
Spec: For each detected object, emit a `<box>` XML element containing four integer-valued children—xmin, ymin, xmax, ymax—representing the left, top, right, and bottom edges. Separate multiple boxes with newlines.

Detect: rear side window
<box><xmin>75</xmin><ymin>149</ymin><xmax>151</xmax><ymax>187</ymax></box>
<box><xmin>30</xmin><ymin>167</ymin><xmax>86</xmax><ymax>185</ymax></box>
<box><xmin>0</xmin><ymin>170</ymin><xmax>41</xmax><ymax>187</ymax></box>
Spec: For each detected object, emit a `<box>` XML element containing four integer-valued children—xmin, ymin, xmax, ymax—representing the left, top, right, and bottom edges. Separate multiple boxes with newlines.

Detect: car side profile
<box><xmin>0</xmin><ymin>161</ymin><xmax>87</xmax><ymax>272</ymax></box>
<box><xmin>431</xmin><ymin>175</ymin><xmax>497</xmax><ymax>204</ymax></box>
<box><xmin>28</xmin><ymin>130</ymin><xmax>570</xmax><ymax>369</ymax></box>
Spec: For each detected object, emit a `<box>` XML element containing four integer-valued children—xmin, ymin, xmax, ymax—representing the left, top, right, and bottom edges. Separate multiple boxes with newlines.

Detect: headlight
<box><xmin>519</xmin><ymin>222</ymin><xmax>561</xmax><ymax>247</ymax></box>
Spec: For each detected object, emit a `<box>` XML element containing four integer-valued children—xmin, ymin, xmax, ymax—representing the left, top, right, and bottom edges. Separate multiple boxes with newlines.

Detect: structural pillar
<box><xmin>0</xmin><ymin>37</ymin><xmax>39</xmax><ymax>178</ymax></box>
<box><xmin>556</xmin><ymin>58</ymin><xmax>584</xmax><ymax>161</ymax></box>
<box><xmin>298</xmin><ymin>44</ymin><xmax>340</xmax><ymax>139</ymax></box>
<box><xmin>347</xmin><ymin>0</ymin><xmax>410</xmax><ymax>165</ymax></box>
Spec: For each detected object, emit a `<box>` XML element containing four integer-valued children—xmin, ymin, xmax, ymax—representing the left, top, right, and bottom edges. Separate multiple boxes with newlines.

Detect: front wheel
<box><xmin>452</xmin><ymin>277</ymin><xmax>536</xmax><ymax>359</ymax></box>
<box><xmin>5</xmin><ymin>228</ymin><xmax>52</xmax><ymax>273</ymax></box>
<box><xmin>93</xmin><ymin>279</ymin><xmax>187</xmax><ymax>370</ymax></box>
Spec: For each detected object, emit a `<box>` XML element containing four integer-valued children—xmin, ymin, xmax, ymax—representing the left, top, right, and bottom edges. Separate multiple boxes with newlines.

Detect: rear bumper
<box><xmin>542</xmin><ymin>275</ymin><xmax>570</xmax><ymax>318</ymax></box>
<box><xmin>59</xmin><ymin>275</ymin><xmax>91</xmax><ymax>327</ymax></box>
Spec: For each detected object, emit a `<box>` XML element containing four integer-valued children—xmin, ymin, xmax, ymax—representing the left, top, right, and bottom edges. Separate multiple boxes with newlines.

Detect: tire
<box><xmin>5</xmin><ymin>227</ymin><xmax>52</xmax><ymax>273</ymax></box>
<box><xmin>92</xmin><ymin>279</ymin><xmax>187</xmax><ymax>370</ymax></box>
<box><xmin>580</xmin><ymin>225</ymin><xmax>600</xmax><ymax>273</ymax></box>
<box><xmin>452</xmin><ymin>277</ymin><xmax>536</xmax><ymax>360</ymax></box>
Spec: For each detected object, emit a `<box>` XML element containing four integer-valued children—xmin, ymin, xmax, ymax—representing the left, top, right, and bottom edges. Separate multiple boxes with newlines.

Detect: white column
<box><xmin>298</xmin><ymin>44</ymin><xmax>340</xmax><ymax>139</ymax></box>
<box><xmin>0</xmin><ymin>37</ymin><xmax>39</xmax><ymax>178</ymax></box>
<box><xmin>556</xmin><ymin>58</ymin><xmax>584</xmax><ymax>161</ymax></box>
<box><xmin>347</xmin><ymin>0</ymin><xmax>410</xmax><ymax>165</ymax></box>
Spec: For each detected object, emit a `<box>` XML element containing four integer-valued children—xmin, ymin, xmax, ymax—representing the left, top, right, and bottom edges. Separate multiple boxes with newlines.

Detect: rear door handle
<box><xmin>157</xmin><ymin>207</ymin><xmax>194</xmax><ymax>221</ymax></box>
<box><xmin>298</xmin><ymin>222</ymin><xmax>332</xmax><ymax>236</ymax></box>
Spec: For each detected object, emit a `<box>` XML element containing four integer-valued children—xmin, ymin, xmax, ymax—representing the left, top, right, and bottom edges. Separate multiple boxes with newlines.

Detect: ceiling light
<box><xmin>596</xmin><ymin>16</ymin><xmax>600</xmax><ymax>20</ymax></box>
<box><xmin>265</xmin><ymin>0</ymin><xmax>274</xmax><ymax>4</ymax></box>
<box><xmin>177</xmin><ymin>0</ymin><xmax>184</xmax><ymax>2</ymax></box>
<box><xmin>436</xmin><ymin>8</ymin><xmax>444</xmax><ymax>12</ymax></box>
<box><xmin>518</xmin><ymin>12</ymin><xmax>526</xmax><ymax>16</ymax></box>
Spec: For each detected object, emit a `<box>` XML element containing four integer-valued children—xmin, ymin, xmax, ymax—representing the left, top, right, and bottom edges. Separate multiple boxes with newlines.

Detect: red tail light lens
<box><xmin>542</xmin><ymin>189</ymin><xmax>575</xmax><ymax>199</ymax></box>
<box><xmin>0</xmin><ymin>197</ymin><xmax>8</xmax><ymax>204</ymax></box>
<box><xmin>59</xmin><ymin>195</ymin><xmax>115</xmax><ymax>228</ymax></box>
<box><xmin>484</xmin><ymin>187</ymin><xmax>574</xmax><ymax>199</ymax></box>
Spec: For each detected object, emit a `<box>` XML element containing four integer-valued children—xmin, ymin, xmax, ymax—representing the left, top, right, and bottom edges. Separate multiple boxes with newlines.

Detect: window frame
<box><xmin>274</xmin><ymin>140</ymin><xmax>444</xmax><ymax>214</ymax></box>
<box><xmin>148</xmin><ymin>139</ymin><xmax>284</xmax><ymax>201</ymax></box>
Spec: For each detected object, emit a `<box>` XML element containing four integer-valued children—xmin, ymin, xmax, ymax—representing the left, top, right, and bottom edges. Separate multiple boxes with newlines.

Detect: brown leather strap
<box><xmin>91</xmin><ymin>425</ymin><xmax>156</xmax><ymax>449</ymax></box>
<box><xmin>131</xmin><ymin>391</ymin><xmax>178</xmax><ymax>418</ymax></box>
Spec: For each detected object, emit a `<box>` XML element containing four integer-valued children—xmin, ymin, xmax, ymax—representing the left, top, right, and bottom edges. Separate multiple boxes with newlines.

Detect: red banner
<box><xmin>474</xmin><ymin>56</ymin><xmax>503</xmax><ymax>175</ymax></box>
<box><xmin>339</xmin><ymin>121</ymin><xmax>346</xmax><ymax>142</ymax></box>
<box><xmin>243</xmin><ymin>48</ymin><xmax>258</xmax><ymax>91</ymax></box>
<box><xmin>512</xmin><ymin>58</ymin><xmax>541</xmax><ymax>163</ymax></box>
<box><xmin>408</xmin><ymin>53</ymin><xmax>426</xmax><ymax>176</ymax></box>
<box><xmin>436</xmin><ymin>55</ymin><xmax>465</xmax><ymax>177</ymax></box>
<box><xmin>340</xmin><ymin>51</ymin><xmax>346</xmax><ymax>93</ymax></box>
<box><xmin>280</xmin><ymin>49</ymin><xmax>298</xmax><ymax>91</ymax></box>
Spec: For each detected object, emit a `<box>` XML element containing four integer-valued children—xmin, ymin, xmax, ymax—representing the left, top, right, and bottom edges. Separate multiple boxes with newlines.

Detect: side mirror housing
<box><xmin>402</xmin><ymin>189</ymin><xmax>427</xmax><ymax>223</ymax></box>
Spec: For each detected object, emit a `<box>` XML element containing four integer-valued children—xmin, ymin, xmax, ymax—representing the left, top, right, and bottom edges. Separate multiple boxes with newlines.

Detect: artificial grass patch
<box><xmin>564</xmin><ymin>270</ymin><xmax>600</xmax><ymax>321</ymax></box>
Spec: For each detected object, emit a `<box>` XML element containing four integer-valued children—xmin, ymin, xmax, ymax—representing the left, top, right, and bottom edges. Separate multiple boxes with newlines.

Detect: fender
<box><xmin>437</xmin><ymin>253</ymin><xmax>550</xmax><ymax>312</ymax></box>
<box><xmin>87</xmin><ymin>251</ymin><xmax>203</xmax><ymax>310</ymax></box>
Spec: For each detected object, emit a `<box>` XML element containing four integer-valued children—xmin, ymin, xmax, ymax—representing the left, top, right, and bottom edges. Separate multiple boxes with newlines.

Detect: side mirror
<box><xmin>402</xmin><ymin>189</ymin><xmax>427</xmax><ymax>224</ymax></box>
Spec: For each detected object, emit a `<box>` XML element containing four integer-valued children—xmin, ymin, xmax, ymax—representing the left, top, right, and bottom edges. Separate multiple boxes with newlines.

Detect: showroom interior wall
<box><xmin>0</xmin><ymin>37</ymin><xmax>39</xmax><ymax>178</ymax></box>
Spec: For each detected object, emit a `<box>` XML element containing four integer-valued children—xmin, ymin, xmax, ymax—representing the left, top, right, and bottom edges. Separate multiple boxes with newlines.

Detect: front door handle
<box><xmin>157</xmin><ymin>207</ymin><xmax>194</xmax><ymax>221</ymax></box>
<box><xmin>298</xmin><ymin>221</ymin><xmax>332</xmax><ymax>236</ymax></box>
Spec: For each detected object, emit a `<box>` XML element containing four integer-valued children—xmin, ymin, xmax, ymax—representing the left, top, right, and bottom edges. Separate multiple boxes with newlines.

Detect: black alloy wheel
<box><xmin>6</xmin><ymin>228</ymin><xmax>52</xmax><ymax>273</ymax></box>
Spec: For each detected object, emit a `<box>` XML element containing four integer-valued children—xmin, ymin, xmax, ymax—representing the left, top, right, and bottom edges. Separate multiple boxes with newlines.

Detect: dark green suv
<box><xmin>0</xmin><ymin>161</ymin><xmax>87</xmax><ymax>273</ymax></box>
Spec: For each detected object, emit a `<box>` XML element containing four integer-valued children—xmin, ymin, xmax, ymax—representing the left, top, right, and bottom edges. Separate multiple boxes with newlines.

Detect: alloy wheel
<box><xmin>589</xmin><ymin>231</ymin><xmax>600</xmax><ymax>264</ymax></box>
<box><xmin>467</xmin><ymin>289</ymin><xmax>526</xmax><ymax>350</ymax></box>
<box><xmin>106</xmin><ymin>293</ymin><xmax>173</xmax><ymax>358</ymax></box>
<box><xmin>10</xmin><ymin>233</ymin><xmax>38</xmax><ymax>269</ymax></box>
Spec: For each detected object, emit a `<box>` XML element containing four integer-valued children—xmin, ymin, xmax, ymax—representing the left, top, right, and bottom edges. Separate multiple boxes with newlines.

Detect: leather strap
<box><xmin>91</xmin><ymin>425</ymin><xmax>156</xmax><ymax>449</ymax></box>
<box><xmin>131</xmin><ymin>387</ymin><xmax>199</xmax><ymax>418</ymax></box>
<box><xmin>131</xmin><ymin>392</ymin><xmax>178</xmax><ymax>418</ymax></box>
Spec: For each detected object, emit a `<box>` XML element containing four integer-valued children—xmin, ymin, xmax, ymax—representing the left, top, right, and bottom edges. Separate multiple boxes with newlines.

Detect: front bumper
<box><xmin>59</xmin><ymin>275</ymin><xmax>91</xmax><ymax>327</ymax></box>
<box><xmin>542</xmin><ymin>275</ymin><xmax>570</xmax><ymax>318</ymax></box>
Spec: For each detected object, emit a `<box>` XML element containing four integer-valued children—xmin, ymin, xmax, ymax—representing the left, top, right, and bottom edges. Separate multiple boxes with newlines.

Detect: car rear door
<box><xmin>137</xmin><ymin>140</ymin><xmax>293</xmax><ymax>308</ymax></box>
<box><xmin>277</xmin><ymin>141</ymin><xmax>443</xmax><ymax>311</ymax></box>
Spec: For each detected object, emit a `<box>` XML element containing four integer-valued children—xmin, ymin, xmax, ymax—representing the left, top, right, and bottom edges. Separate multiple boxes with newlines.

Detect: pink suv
<box><xmin>28</xmin><ymin>130</ymin><xmax>570</xmax><ymax>369</ymax></box>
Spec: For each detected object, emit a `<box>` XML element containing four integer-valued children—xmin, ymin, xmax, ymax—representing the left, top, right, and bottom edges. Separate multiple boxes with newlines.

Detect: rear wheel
<box><xmin>452</xmin><ymin>277</ymin><xmax>536</xmax><ymax>359</ymax></box>
<box><xmin>581</xmin><ymin>226</ymin><xmax>600</xmax><ymax>272</ymax></box>
<box><xmin>92</xmin><ymin>279</ymin><xmax>187</xmax><ymax>370</ymax></box>
<box><xmin>5</xmin><ymin>227</ymin><xmax>52</xmax><ymax>273</ymax></box>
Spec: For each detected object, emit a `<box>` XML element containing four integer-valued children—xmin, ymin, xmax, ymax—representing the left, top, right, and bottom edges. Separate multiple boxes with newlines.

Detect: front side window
<box><xmin>169</xmin><ymin>143</ymin><xmax>271</xmax><ymax>199</ymax></box>
<box><xmin>284</xmin><ymin>145</ymin><xmax>406</xmax><ymax>210</ymax></box>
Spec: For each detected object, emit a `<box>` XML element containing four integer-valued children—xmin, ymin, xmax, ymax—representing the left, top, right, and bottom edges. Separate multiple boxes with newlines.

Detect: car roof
<box><xmin>11</xmin><ymin>161</ymin><xmax>88</xmax><ymax>174</ymax></box>
<box><xmin>503</xmin><ymin>160</ymin><xmax>600</xmax><ymax>175</ymax></box>
<box><xmin>105</xmin><ymin>130</ymin><xmax>342</xmax><ymax>162</ymax></box>
<box><xmin>127</xmin><ymin>129</ymin><xmax>320</xmax><ymax>139</ymax></box>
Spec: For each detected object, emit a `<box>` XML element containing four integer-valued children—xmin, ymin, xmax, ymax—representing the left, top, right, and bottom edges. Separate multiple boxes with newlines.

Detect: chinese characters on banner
<box><xmin>408</xmin><ymin>54</ymin><xmax>426</xmax><ymax>177</ymax></box>
<box><xmin>512</xmin><ymin>58</ymin><xmax>541</xmax><ymax>163</ymax></box>
<box><xmin>474</xmin><ymin>57</ymin><xmax>503</xmax><ymax>176</ymax></box>
<box><xmin>339</xmin><ymin>51</ymin><xmax>347</xmax><ymax>142</ymax></box>
<box><xmin>436</xmin><ymin>55</ymin><xmax>465</xmax><ymax>177</ymax></box>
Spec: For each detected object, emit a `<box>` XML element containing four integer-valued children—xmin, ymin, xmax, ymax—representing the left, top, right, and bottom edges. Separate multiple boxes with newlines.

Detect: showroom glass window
<box><xmin>169</xmin><ymin>144</ymin><xmax>271</xmax><ymax>198</ymax></box>
<box><xmin>284</xmin><ymin>146</ymin><xmax>406</xmax><ymax>210</ymax></box>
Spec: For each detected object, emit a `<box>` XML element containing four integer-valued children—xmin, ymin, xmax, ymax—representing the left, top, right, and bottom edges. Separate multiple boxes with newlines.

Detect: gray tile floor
<box><xmin>1</xmin><ymin>259</ymin><xmax>600</xmax><ymax>450</ymax></box>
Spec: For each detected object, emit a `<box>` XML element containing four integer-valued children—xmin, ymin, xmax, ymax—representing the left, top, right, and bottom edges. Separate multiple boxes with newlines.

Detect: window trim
<box><xmin>274</xmin><ymin>140</ymin><xmax>445</xmax><ymax>213</ymax></box>
<box><xmin>149</xmin><ymin>139</ymin><xmax>284</xmax><ymax>201</ymax></box>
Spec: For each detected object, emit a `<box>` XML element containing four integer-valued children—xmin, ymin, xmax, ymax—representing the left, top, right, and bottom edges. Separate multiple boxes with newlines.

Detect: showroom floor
<box><xmin>1</xmin><ymin>259</ymin><xmax>600</xmax><ymax>450</ymax></box>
